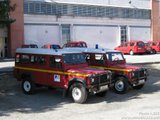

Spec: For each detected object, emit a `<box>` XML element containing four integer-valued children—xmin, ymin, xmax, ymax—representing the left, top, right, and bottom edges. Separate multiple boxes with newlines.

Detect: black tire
<box><xmin>132</xmin><ymin>84</ymin><xmax>144</xmax><ymax>90</ymax></box>
<box><xmin>22</xmin><ymin>78</ymin><xmax>35</xmax><ymax>94</ymax></box>
<box><xmin>129</xmin><ymin>50</ymin><xmax>134</xmax><ymax>55</ymax></box>
<box><xmin>95</xmin><ymin>91</ymin><xmax>107</xmax><ymax>97</ymax></box>
<box><xmin>113</xmin><ymin>77</ymin><xmax>128</xmax><ymax>94</ymax></box>
<box><xmin>153</xmin><ymin>49</ymin><xmax>157</xmax><ymax>54</ymax></box>
<box><xmin>70</xmin><ymin>83</ymin><xmax>88</xmax><ymax>104</ymax></box>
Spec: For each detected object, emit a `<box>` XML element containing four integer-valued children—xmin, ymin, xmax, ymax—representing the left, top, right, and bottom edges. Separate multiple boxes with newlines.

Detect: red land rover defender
<box><xmin>115</xmin><ymin>41</ymin><xmax>146</xmax><ymax>55</ymax></box>
<box><xmin>64</xmin><ymin>48</ymin><xmax>148</xmax><ymax>94</ymax></box>
<box><xmin>14</xmin><ymin>48</ymin><xmax>111</xmax><ymax>103</ymax></box>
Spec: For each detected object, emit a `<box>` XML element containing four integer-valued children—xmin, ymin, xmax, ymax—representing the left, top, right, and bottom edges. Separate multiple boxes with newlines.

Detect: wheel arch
<box><xmin>65</xmin><ymin>78</ymin><xmax>87</xmax><ymax>96</ymax></box>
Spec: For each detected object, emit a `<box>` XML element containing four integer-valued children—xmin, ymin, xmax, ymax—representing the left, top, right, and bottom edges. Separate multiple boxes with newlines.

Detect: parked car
<box><xmin>63</xmin><ymin>48</ymin><xmax>148</xmax><ymax>94</ymax></box>
<box><xmin>115</xmin><ymin>41</ymin><xmax>146</xmax><ymax>55</ymax></box>
<box><xmin>14</xmin><ymin>48</ymin><xmax>111</xmax><ymax>103</ymax></box>
<box><xmin>144</xmin><ymin>42</ymin><xmax>156</xmax><ymax>54</ymax></box>
<box><xmin>62</xmin><ymin>41</ymin><xmax>87</xmax><ymax>48</ymax></box>
<box><xmin>21</xmin><ymin>44</ymin><xmax>38</xmax><ymax>48</ymax></box>
<box><xmin>42</xmin><ymin>44</ymin><xmax>61</xmax><ymax>49</ymax></box>
<box><xmin>146</xmin><ymin>40</ymin><xmax>160</xmax><ymax>53</ymax></box>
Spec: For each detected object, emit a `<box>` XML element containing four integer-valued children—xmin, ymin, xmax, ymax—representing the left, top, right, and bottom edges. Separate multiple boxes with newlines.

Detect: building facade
<box><xmin>1</xmin><ymin>0</ymin><xmax>158</xmax><ymax>57</ymax></box>
<box><xmin>24</xmin><ymin>0</ymin><xmax>151</xmax><ymax>49</ymax></box>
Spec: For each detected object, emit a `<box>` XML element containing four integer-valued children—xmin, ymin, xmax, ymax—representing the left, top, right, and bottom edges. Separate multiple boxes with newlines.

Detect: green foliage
<box><xmin>0</xmin><ymin>0</ymin><xmax>16</xmax><ymax>27</ymax></box>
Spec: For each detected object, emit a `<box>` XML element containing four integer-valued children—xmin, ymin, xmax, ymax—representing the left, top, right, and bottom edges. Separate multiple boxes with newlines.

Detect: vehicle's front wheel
<box><xmin>114</xmin><ymin>77</ymin><xmax>128</xmax><ymax>94</ymax></box>
<box><xmin>132</xmin><ymin>84</ymin><xmax>144</xmax><ymax>90</ymax></box>
<box><xmin>129</xmin><ymin>50</ymin><xmax>134</xmax><ymax>55</ymax></box>
<box><xmin>70</xmin><ymin>83</ymin><xmax>88</xmax><ymax>104</ymax></box>
<box><xmin>22</xmin><ymin>78</ymin><xmax>35</xmax><ymax>94</ymax></box>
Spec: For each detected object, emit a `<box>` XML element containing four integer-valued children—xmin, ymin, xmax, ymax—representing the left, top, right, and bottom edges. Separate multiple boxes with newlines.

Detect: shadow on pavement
<box><xmin>0</xmin><ymin>65</ymin><xmax>160</xmax><ymax>116</ymax></box>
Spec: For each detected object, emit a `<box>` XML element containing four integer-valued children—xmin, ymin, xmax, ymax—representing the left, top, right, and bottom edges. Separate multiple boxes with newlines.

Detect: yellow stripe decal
<box><xmin>15</xmin><ymin>66</ymin><xmax>89</xmax><ymax>77</ymax></box>
<box><xmin>91</xmin><ymin>66</ymin><xmax>132</xmax><ymax>72</ymax></box>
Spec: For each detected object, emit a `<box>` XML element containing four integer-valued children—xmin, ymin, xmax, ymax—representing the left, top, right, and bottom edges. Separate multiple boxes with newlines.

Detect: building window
<box><xmin>120</xmin><ymin>26</ymin><xmax>127</xmax><ymax>43</ymax></box>
<box><xmin>62</xmin><ymin>25</ymin><xmax>71</xmax><ymax>44</ymax></box>
<box><xmin>24</xmin><ymin>2</ymin><xmax>151</xmax><ymax>19</ymax></box>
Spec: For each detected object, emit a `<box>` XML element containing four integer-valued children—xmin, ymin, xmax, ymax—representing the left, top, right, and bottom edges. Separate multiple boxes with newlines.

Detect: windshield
<box><xmin>106</xmin><ymin>52</ymin><xmax>125</xmax><ymax>62</ymax></box>
<box><xmin>137</xmin><ymin>42</ymin><xmax>145</xmax><ymax>47</ymax></box>
<box><xmin>63</xmin><ymin>54</ymin><xmax>86</xmax><ymax>64</ymax></box>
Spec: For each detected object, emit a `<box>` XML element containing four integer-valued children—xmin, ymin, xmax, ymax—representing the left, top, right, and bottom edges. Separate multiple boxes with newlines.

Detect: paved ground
<box><xmin>0</xmin><ymin>62</ymin><xmax>160</xmax><ymax>120</ymax></box>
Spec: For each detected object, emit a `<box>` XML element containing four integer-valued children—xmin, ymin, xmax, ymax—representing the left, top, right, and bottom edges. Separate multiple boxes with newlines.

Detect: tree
<box><xmin>0</xmin><ymin>0</ymin><xmax>16</xmax><ymax>28</ymax></box>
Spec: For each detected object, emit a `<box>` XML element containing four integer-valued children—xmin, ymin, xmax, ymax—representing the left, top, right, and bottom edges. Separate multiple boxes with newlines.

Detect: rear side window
<box><xmin>21</xmin><ymin>55</ymin><xmax>30</xmax><ymax>63</ymax></box>
<box><xmin>31</xmin><ymin>55</ymin><xmax>46</xmax><ymax>65</ymax></box>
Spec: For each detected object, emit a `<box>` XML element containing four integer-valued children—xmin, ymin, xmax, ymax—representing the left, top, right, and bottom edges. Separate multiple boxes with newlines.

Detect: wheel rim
<box><xmin>72</xmin><ymin>87</ymin><xmax>82</xmax><ymax>101</ymax></box>
<box><xmin>130</xmin><ymin>51</ymin><xmax>133</xmax><ymax>55</ymax></box>
<box><xmin>23</xmin><ymin>81</ymin><xmax>31</xmax><ymax>92</ymax></box>
<box><xmin>115</xmin><ymin>80</ymin><xmax>124</xmax><ymax>92</ymax></box>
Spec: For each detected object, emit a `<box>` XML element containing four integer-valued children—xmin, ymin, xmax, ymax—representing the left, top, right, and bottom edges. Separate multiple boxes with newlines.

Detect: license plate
<box><xmin>139</xmin><ymin>79</ymin><xmax>145</xmax><ymax>84</ymax></box>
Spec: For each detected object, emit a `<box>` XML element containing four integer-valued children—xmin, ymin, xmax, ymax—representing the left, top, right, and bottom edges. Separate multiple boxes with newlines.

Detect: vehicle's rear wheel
<box><xmin>152</xmin><ymin>49</ymin><xmax>157</xmax><ymax>54</ymax></box>
<box><xmin>132</xmin><ymin>84</ymin><xmax>144</xmax><ymax>90</ymax></box>
<box><xmin>129</xmin><ymin>50</ymin><xmax>134</xmax><ymax>55</ymax></box>
<box><xmin>70</xmin><ymin>83</ymin><xmax>88</xmax><ymax>104</ymax></box>
<box><xmin>22</xmin><ymin>78</ymin><xmax>35</xmax><ymax>94</ymax></box>
<box><xmin>114</xmin><ymin>77</ymin><xmax>128</xmax><ymax>94</ymax></box>
<box><xmin>95</xmin><ymin>91</ymin><xmax>107</xmax><ymax>97</ymax></box>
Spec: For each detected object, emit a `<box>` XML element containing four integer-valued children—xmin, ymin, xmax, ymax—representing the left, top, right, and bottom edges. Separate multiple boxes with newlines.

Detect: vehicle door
<box><xmin>48</xmin><ymin>56</ymin><xmax>65</xmax><ymax>88</ymax></box>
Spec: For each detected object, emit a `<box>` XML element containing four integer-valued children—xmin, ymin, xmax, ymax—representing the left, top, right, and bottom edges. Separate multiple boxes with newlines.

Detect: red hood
<box><xmin>111</xmin><ymin>64</ymin><xmax>142</xmax><ymax>71</ymax></box>
<box><xmin>67</xmin><ymin>67</ymin><xmax>107</xmax><ymax>76</ymax></box>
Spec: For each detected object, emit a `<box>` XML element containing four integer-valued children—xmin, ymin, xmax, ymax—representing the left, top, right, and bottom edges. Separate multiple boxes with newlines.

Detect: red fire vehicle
<box><xmin>145</xmin><ymin>41</ymin><xmax>160</xmax><ymax>53</ymax></box>
<box><xmin>14</xmin><ymin>48</ymin><xmax>111</xmax><ymax>103</ymax></box>
<box><xmin>115</xmin><ymin>41</ymin><xmax>146</xmax><ymax>55</ymax></box>
<box><xmin>21</xmin><ymin>44</ymin><xmax>38</xmax><ymax>48</ymax></box>
<box><xmin>64</xmin><ymin>48</ymin><xmax>148</xmax><ymax>94</ymax></box>
<box><xmin>41</xmin><ymin>44</ymin><xmax>61</xmax><ymax>49</ymax></box>
<box><xmin>62</xmin><ymin>41</ymin><xmax>87</xmax><ymax>48</ymax></box>
<box><xmin>144</xmin><ymin>42</ymin><xmax>156</xmax><ymax>54</ymax></box>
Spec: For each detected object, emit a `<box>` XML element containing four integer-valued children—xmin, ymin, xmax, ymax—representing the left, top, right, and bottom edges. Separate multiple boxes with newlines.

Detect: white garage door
<box><xmin>73</xmin><ymin>25</ymin><xmax>119</xmax><ymax>49</ymax></box>
<box><xmin>24</xmin><ymin>25</ymin><xmax>60</xmax><ymax>48</ymax></box>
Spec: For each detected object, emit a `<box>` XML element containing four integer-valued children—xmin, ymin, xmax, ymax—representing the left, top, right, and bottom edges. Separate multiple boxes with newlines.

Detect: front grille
<box><xmin>133</xmin><ymin>69</ymin><xmax>145</xmax><ymax>79</ymax></box>
<box><xmin>91</xmin><ymin>73</ymin><xmax>110</xmax><ymax>86</ymax></box>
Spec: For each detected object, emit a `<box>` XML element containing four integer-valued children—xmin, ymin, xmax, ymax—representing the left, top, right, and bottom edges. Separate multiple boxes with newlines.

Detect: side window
<box><xmin>95</xmin><ymin>54</ymin><xmax>104</xmax><ymax>64</ymax></box>
<box><xmin>21</xmin><ymin>55</ymin><xmax>30</xmax><ymax>63</ymax></box>
<box><xmin>50</xmin><ymin>56</ymin><xmax>62</xmax><ymax>69</ymax></box>
<box><xmin>31</xmin><ymin>55</ymin><xmax>46</xmax><ymax>65</ymax></box>
<box><xmin>130</xmin><ymin>43</ymin><xmax>134</xmax><ymax>46</ymax></box>
<box><xmin>124</xmin><ymin>43</ymin><xmax>128</xmax><ymax>47</ymax></box>
<box><xmin>153</xmin><ymin>42</ymin><xmax>156</xmax><ymax>46</ymax></box>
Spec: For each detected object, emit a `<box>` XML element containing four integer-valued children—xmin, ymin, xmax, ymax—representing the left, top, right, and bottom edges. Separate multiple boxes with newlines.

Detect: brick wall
<box><xmin>151</xmin><ymin>0</ymin><xmax>160</xmax><ymax>41</ymax></box>
<box><xmin>8</xmin><ymin>0</ymin><xmax>24</xmax><ymax>57</ymax></box>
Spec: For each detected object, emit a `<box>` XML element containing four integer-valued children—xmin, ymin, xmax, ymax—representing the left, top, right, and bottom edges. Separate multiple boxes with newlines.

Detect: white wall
<box><xmin>24</xmin><ymin>25</ymin><xmax>60</xmax><ymax>47</ymax></box>
<box><xmin>24</xmin><ymin>15</ymin><xmax>151</xmax><ymax>47</ymax></box>
<box><xmin>73</xmin><ymin>25</ymin><xmax>119</xmax><ymax>49</ymax></box>
<box><xmin>130</xmin><ymin>27</ymin><xmax>151</xmax><ymax>42</ymax></box>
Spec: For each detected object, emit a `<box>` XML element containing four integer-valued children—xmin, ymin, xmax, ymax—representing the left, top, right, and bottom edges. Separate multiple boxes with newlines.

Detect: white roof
<box><xmin>16</xmin><ymin>48</ymin><xmax>82</xmax><ymax>55</ymax></box>
<box><xmin>63</xmin><ymin>48</ymin><xmax>120</xmax><ymax>54</ymax></box>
